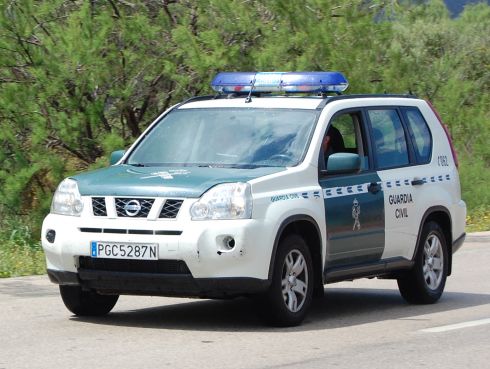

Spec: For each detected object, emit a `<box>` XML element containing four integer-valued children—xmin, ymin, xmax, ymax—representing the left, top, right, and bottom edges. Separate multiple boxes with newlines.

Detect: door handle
<box><xmin>368</xmin><ymin>182</ymin><xmax>382</xmax><ymax>193</ymax></box>
<box><xmin>411</xmin><ymin>179</ymin><xmax>425</xmax><ymax>186</ymax></box>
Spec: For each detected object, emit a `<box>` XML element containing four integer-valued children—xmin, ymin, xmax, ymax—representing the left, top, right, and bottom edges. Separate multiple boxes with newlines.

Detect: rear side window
<box><xmin>401</xmin><ymin>108</ymin><xmax>432</xmax><ymax>164</ymax></box>
<box><xmin>367</xmin><ymin>109</ymin><xmax>409</xmax><ymax>169</ymax></box>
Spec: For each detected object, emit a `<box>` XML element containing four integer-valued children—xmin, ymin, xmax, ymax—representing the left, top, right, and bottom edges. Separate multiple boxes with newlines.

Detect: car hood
<box><xmin>72</xmin><ymin>165</ymin><xmax>286</xmax><ymax>198</ymax></box>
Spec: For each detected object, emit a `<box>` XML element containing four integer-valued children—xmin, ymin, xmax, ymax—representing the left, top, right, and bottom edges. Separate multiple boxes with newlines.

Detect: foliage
<box><xmin>466</xmin><ymin>206</ymin><xmax>490</xmax><ymax>233</ymax></box>
<box><xmin>0</xmin><ymin>216</ymin><xmax>45</xmax><ymax>277</ymax></box>
<box><xmin>0</xmin><ymin>0</ymin><xmax>489</xmax><ymax>254</ymax></box>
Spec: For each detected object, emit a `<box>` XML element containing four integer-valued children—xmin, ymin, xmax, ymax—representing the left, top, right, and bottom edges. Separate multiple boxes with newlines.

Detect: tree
<box><xmin>0</xmin><ymin>0</ymin><xmax>489</xmax><ymax>232</ymax></box>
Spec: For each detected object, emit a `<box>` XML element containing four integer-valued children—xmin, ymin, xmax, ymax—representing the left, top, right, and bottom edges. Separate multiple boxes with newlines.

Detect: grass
<box><xmin>0</xmin><ymin>222</ymin><xmax>46</xmax><ymax>278</ymax></box>
<box><xmin>465</xmin><ymin>207</ymin><xmax>490</xmax><ymax>233</ymax></box>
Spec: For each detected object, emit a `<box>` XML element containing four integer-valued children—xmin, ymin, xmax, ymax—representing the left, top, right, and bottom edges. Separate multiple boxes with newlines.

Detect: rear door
<box><xmin>366</xmin><ymin>107</ymin><xmax>428</xmax><ymax>261</ymax></box>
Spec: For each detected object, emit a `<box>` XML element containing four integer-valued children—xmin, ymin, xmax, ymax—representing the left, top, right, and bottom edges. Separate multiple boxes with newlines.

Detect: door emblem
<box><xmin>352</xmin><ymin>198</ymin><xmax>361</xmax><ymax>230</ymax></box>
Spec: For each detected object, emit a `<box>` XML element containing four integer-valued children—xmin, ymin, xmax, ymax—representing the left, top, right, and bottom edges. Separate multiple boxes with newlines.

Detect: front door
<box><xmin>319</xmin><ymin>110</ymin><xmax>385</xmax><ymax>269</ymax></box>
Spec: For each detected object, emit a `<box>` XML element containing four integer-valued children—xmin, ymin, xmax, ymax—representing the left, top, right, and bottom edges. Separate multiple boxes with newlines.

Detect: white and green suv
<box><xmin>42</xmin><ymin>72</ymin><xmax>466</xmax><ymax>326</ymax></box>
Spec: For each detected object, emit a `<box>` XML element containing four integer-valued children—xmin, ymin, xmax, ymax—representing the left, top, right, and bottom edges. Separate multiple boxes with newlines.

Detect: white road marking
<box><xmin>419</xmin><ymin>318</ymin><xmax>490</xmax><ymax>333</ymax></box>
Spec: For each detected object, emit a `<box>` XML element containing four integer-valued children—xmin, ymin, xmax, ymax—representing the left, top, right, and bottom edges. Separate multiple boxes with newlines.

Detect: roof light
<box><xmin>211</xmin><ymin>72</ymin><xmax>348</xmax><ymax>94</ymax></box>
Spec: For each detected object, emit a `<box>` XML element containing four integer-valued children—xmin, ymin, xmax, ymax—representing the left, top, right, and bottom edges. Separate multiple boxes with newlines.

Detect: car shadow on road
<box><xmin>69</xmin><ymin>286</ymin><xmax>490</xmax><ymax>332</ymax></box>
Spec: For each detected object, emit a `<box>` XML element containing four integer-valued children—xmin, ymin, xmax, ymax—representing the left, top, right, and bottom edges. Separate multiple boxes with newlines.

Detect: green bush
<box><xmin>0</xmin><ymin>217</ymin><xmax>46</xmax><ymax>278</ymax></box>
<box><xmin>466</xmin><ymin>206</ymin><xmax>490</xmax><ymax>233</ymax></box>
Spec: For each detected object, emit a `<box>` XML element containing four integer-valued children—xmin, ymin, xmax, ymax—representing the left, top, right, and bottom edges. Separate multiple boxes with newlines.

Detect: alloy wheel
<box><xmin>423</xmin><ymin>234</ymin><xmax>444</xmax><ymax>290</ymax></box>
<box><xmin>281</xmin><ymin>249</ymin><xmax>308</xmax><ymax>312</ymax></box>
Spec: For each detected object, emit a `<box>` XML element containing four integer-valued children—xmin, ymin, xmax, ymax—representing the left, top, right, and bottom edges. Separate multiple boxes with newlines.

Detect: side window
<box><xmin>401</xmin><ymin>108</ymin><xmax>432</xmax><ymax>163</ymax></box>
<box><xmin>323</xmin><ymin>112</ymin><xmax>369</xmax><ymax>171</ymax></box>
<box><xmin>368</xmin><ymin>109</ymin><xmax>409</xmax><ymax>169</ymax></box>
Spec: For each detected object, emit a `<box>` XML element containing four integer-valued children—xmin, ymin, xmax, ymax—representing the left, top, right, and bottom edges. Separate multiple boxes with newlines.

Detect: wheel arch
<box><xmin>268</xmin><ymin>215</ymin><xmax>324</xmax><ymax>293</ymax></box>
<box><xmin>414</xmin><ymin>206</ymin><xmax>453</xmax><ymax>276</ymax></box>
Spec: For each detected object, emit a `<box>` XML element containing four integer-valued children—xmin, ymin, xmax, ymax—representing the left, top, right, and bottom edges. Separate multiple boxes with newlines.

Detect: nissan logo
<box><xmin>124</xmin><ymin>200</ymin><xmax>141</xmax><ymax>217</ymax></box>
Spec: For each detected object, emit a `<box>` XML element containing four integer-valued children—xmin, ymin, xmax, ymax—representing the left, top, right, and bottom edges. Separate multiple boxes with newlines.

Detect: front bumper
<box><xmin>47</xmin><ymin>269</ymin><xmax>270</xmax><ymax>298</ymax></box>
<box><xmin>42</xmin><ymin>212</ymin><xmax>277</xmax><ymax>280</ymax></box>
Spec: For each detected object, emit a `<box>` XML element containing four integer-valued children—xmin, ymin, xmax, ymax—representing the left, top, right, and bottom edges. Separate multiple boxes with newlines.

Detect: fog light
<box><xmin>46</xmin><ymin>230</ymin><xmax>56</xmax><ymax>243</ymax></box>
<box><xmin>223</xmin><ymin>236</ymin><xmax>235</xmax><ymax>250</ymax></box>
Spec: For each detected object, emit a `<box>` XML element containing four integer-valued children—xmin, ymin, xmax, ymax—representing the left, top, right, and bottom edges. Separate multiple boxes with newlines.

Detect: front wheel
<box><xmin>59</xmin><ymin>285</ymin><xmax>119</xmax><ymax>316</ymax></box>
<box><xmin>253</xmin><ymin>234</ymin><xmax>313</xmax><ymax>327</ymax></box>
<box><xmin>397</xmin><ymin>221</ymin><xmax>448</xmax><ymax>304</ymax></box>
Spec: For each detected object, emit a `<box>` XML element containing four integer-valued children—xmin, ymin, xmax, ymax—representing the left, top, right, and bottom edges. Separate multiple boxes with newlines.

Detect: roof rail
<box><xmin>170</xmin><ymin>92</ymin><xmax>419</xmax><ymax>111</ymax></box>
<box><xmin>316</xmin><ymin>94</ymin><xmax>419</xmax><ymax>109</ymax></box>
<box><xmin>173</xmin><ymin>93</ymin><xmax>260</xmax><ymax>109</ymax></box>
<box><xmin>172</xmin><ymin>95</ymin><xmax>220</xmax><ymax>110</ymax></box>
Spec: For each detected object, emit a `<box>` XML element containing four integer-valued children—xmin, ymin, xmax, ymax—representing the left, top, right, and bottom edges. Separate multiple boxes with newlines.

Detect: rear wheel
<box><xmin>397</xmin><ymin>221</ymin><xmax>448</xmax><ymax>304</ymax></box>
<box><xmin>59</xmin><ymin>285</ymin><xmax>119</xmax><ymax>316</ymax></box>
<box><xmin>254</xmin><ymin>234</ymin><xmax>313</xmax><ymax>327</ymax></box>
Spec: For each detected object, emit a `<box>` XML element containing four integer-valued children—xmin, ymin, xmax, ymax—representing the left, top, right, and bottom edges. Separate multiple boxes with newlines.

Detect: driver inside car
<box><xmin>323</xmin><ymin>125</ymin><xmax>344</xmax><ymax>166</ymax></box>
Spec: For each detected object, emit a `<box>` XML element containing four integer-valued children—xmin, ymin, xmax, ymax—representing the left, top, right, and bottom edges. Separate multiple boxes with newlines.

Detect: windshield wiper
<box><xmin>129</xmin><ymin>163</ymin><xmax>147</xmax><ymax>167</ymax></box>
<box><xmin>197</xmin><ymin>164</ymin><xmax>267</xmax><ymax>169</ymax></box>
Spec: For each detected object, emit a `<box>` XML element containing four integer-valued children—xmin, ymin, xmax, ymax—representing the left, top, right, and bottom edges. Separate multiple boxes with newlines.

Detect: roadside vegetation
<box><xmin>0</xmin><ymin>216</ymin><xmax>45</xmax><ymax>278</ymax></box>
<box><xmin>466</xmin><ymin>208</ymin><xmax>490</xmax><ymax>233</ymax></box>
<box><xmin>1</xmin><ymin>0</ymin><xmax>489</xmax><ymax>276</ymax></box>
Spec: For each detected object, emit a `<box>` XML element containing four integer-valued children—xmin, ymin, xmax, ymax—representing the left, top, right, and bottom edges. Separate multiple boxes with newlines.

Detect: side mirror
<box><xmin>320</xmin><ymin>153</ymin><xmax>361</xmax><ymax>176</ymax></box>
<box><xmin>110</xmin><ymin>150</ymin><xmax>126</xmax><ymax>165</ymax></box>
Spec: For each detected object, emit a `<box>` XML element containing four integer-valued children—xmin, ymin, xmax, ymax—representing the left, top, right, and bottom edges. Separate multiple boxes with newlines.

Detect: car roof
<box><xmin>178</xmin><ymin>96</ymin><xmax>323</xmax><ymax>110</ymax></box>
<box><xmin>176</xmin><ymin>93</ymin><xmax>422</xmax><ymax>111</ymax></box>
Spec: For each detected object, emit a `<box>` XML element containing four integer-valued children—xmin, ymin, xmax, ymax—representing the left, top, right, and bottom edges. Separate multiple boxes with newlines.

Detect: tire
<box><xmin>397</xmin><ymin>221</ymin><xmax>448</xmax><ymax>304</ymax></box>
<box><xmin>254</xmin><ymin>234</ymin><xmax>314</xmax><ymax>327</ymax></box>
<box><xmin>59</xmin><ymin>285</ymin><xmax>119</xmax><ymax>316</ymax></box>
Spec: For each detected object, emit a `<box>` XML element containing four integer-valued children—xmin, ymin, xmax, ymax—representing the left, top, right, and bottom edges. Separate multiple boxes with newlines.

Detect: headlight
<box><xmin>50</xmin><ymin>178</ymin><xmax>84</xmax><ymax>216</ymax></box>
<box><xmin>190</xmin><ymin>182</ymin><xmax>252</xmax><ymax>220</ymax></box>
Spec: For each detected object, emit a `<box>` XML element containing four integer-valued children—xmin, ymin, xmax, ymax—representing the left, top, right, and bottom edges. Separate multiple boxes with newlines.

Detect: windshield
<box><xmin>127</xmin><ymin>108</ymin><xmax>319</xmax><ymax>168</ymax></box>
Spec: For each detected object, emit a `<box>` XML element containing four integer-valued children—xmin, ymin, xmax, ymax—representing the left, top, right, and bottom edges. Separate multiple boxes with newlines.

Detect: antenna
<box><xmin>245</xmin><ymin>76</ymin><xmax>257</xmax><ymax>103</ymax></box>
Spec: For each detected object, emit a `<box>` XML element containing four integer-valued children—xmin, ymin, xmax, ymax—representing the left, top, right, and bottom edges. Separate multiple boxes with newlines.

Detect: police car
<box><xmin>42</xmin><ymin>72</ymin><xmax>467</xmax><ymax>327</ymax></box>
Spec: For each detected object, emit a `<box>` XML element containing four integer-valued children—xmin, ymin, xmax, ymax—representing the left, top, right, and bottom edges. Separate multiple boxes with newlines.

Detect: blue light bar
<box><xmin>211</xmin><ymin>72</ymin><xmax>348</xmax><ymax>94</ymax></box>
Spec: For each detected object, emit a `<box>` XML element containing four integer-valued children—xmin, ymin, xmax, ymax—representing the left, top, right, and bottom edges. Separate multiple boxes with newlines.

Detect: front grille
<box><xmin>92</xmin><ymin>197</ymin><xmax>107</xmax><ymax>216</ymax></box>
<box><xmin>115</xmin><ymin>198</ymin><xmax>155</xmax><ymax>218</ymax></box>
<box><xmin>159</xmin><ymin>200</ymin><xmax>184</xmax><ymax>219</ymax></box>
<box><xmin>91</xmin><ymin>197</ymin><xmax>182</xmax><ymax>219</ymax></box>
<box><xmin>79</xmin><ymin>256</ymin><xmax>190</xmax><ymax>274</ymax></box>
<box><xmin>79</xmin><ymin>228</ymin><xmax>183</xmax><ymax>235</ymax></box>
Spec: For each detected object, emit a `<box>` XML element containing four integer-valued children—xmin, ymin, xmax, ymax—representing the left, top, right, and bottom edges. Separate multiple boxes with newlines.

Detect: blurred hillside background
<box><xmin>444</xmin><ymin>0</ymin><xmax>489</xmax><ymax>16</ymax></box>
<box><xmin>1</xmin><ymin>0</ymin><xmax>490</xmax><ymax>276</ymax></box>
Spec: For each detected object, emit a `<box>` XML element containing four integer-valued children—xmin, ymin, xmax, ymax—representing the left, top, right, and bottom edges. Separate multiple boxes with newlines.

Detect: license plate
<box><xmin>91</xmin><ymin>242</ymin><xmax>158</xmax><ymax>260</ymax></box>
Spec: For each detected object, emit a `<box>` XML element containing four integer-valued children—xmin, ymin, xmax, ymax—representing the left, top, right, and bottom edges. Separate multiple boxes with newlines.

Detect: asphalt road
<box><xmin>1</xmin><ymin>232</ymin><xmax>490</xmax><ymax>369</ymax></box>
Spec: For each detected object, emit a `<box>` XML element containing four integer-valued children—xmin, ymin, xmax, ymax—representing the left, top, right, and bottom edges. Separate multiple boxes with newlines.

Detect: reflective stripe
<box><xmin>323</xmin><ymin>183</ymin><xmax>370</xmax><ymax>199</ymax></box>
<box><xmin>322</xmin><ymin>173</ymin><xmax>455</xmax><ymax>199</ymax></box>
